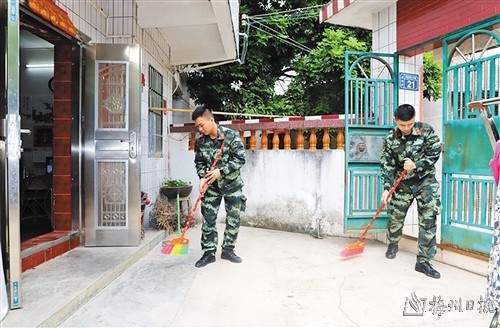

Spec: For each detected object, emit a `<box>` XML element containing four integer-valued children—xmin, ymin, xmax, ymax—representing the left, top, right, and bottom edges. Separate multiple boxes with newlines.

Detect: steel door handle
<box><xmin>120</xmin><ymin>132</ymin><xmax>137</xmax><ymax>159</ymax></box>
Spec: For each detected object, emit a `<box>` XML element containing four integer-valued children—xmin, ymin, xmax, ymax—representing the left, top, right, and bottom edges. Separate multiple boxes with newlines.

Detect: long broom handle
<box><xmin>357</xmin><ymin>169</ymin><xmax>407</xmax><ymax>242</ymax></box>
<box><xmin>178</xmin><ymin>141</ymin><xmax>225</xmax><ymax>237</ymax></box>
<box><xmin>176</xmin><ymin>192</ymin><xmax>181</xmax><ymax>235</ymax></box>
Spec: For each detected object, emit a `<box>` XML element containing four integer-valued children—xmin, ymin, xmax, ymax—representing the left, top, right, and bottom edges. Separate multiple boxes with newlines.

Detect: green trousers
<box><xmin>200</xmin><ymin>183</ymin><xmax>246</xmax><ymax>253</ymax></box>
<box><xmin>386</xmin><ymin>175</ymin><xmax>441</xmax><ymax>263</ymax></box>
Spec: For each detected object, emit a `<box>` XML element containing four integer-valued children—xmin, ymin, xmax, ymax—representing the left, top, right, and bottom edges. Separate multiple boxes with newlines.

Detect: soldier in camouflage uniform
<box><xmin>192</xmin><ymin>106</ymin><xmax>247</xmax><ymax>268</ymax></box>
<box><xmin>380</xmin><ymin>104</ymin><xmax>442</xmax><ymax>279</ymax></box>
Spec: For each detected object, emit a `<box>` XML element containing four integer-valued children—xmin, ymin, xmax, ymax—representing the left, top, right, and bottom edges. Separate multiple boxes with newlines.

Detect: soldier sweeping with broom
<box><xmin>191</xmin><ymin>106</ymin><xmax>247</xmax><ymax>268</ymax></box>
<box><xmin>380</xmin><ymin>104</ymin><xmax>442</xmax><ymax>279</ymax></box>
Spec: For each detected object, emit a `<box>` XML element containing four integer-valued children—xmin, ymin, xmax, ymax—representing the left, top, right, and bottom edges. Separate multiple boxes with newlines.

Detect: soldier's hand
<box><xmin>199</xmin><ymin>178</ymin><xmax>209</xmax><ymax>193</ymax></box>
<box><xmin>204</xmin><ymin>168</ymin><xmax>221</xmax><ymax>185</ymax></box>
<box><xmin>403</xmin><ymin>158</ymin><xmax>416</xmax><ymax>171</ymax></box>
<box><xmin>381</xmin><ymin>190</ymin><xmax>391</xmax><ymax>205</ymax></box>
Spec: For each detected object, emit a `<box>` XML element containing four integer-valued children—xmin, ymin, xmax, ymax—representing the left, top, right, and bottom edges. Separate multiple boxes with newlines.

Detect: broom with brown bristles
<box><xmin>161</xmin><ymin>139</ymin><xmax>225</xmax><ymax>255</ymax></box>
<box><xmin>340</xmin><ymin>169</ymin><xmax>406</xmax><ymax>258</ymax></box>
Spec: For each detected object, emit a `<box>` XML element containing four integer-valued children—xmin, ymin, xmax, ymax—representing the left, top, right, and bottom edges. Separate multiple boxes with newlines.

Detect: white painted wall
<box><xmin>160</xmin><ymin>136</ymin><xmax>346</xmax><ymax>237</ymax></box>
<box><xmin>242</xmin><ymin>150</ymin><xmax>345</xmax><ymax>236</ymax></box>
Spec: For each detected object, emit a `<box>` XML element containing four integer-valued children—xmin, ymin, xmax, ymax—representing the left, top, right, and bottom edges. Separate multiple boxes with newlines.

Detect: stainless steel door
<box><xmin>84</xmin><ymin>44</ymin><xmax>141</xmax><ymax>246</ymax></box>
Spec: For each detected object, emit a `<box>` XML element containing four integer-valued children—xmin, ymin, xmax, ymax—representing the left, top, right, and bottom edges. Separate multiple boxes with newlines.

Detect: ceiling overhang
<box><xmin>137</xmin><ymin>0</ymin><xmax>239</xmax><ymax>67</ymax></box>
<box><xmin>319</xmin><ymin>0</ymin><xmax>397</xmax><ymax>30</ymax></box>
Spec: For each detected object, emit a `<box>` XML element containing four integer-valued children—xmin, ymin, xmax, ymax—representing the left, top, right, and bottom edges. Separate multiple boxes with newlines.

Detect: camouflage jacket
<box><xmin>194</xmin><ymin>125</ymin><xmax>246</xmax><ymax>192</ymax></box>
<box><xmin>380</xmin><ymin>122</ymin><xmax>441</xmax><ymax>190</ymax></box>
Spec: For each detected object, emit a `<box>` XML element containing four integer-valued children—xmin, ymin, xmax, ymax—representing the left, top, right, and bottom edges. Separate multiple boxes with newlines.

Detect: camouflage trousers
<box><xmin>386</xmin><ymin>175</ymin><xmax>441</xmax><ymax>263</ymax></box>
<box><xmin>200</xmin><ymin>183</ymin><xmax>246</xmax><ymax>254</ymax></box>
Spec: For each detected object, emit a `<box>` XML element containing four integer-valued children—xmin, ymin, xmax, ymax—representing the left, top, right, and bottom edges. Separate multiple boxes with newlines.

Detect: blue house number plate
<box><xmin>399</xmin><ymin>72</ymin><xmax>419</xmax><ymax>91</ymax></box>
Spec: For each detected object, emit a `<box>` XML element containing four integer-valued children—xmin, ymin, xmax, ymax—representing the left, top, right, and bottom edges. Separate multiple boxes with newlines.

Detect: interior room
<box><xmin>19</xmin><ymin>29</ymin><xmax>54</xmax><ymax>241</ymax></box>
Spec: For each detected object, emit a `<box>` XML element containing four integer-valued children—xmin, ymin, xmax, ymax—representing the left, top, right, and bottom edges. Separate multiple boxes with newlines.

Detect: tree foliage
<box><xmin>422</xmin><ymin>52</ymin><xmax>443</xmax><ymax>102</ymax></box>
<box><xmin>285</xmin><ymin>28</ymin><xmax>370</xmax><ymax>115</ymax></box>
<box><xmin>186</xmin><ymin>0</ymin><xmax>371</xmax><ymax>117</ymax></box>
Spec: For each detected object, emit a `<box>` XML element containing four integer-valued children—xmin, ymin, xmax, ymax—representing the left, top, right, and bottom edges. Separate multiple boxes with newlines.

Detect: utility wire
<box><xmin>239</xmin><ymin>5</ymin><xmax>320</xmax><ymax>63</ymax></box>
<box><xmin>248</xmin><ymin>5</ymin><xmax>323</xmax><ymax>20</ymax></box>
<box><xmin>248</xmin><ymin>18</ymin><xmax>311</xmax><ymax>52</ymax></box>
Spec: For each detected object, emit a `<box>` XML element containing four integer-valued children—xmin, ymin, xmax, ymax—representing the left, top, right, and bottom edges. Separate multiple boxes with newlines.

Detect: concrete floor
<box><xmin>1</xmin><ymin>225</ymin><xmax>494</xmax><ymax>327</ymax></box>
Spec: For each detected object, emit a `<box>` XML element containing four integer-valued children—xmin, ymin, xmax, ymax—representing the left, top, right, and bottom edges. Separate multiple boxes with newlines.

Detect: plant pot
<box><xmin>159</xmin><ymin>185</ymin><xmax>193</xmax><ymax>199</ymax></box>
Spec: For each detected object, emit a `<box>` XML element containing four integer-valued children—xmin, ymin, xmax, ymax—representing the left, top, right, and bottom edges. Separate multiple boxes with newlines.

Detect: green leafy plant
<box><xmin>423</xmin><ymin>52</ymin><xmax>442</xmax><ymax>102</ymax></box>
<box><xmin>163</xmin><ymin>179</ymin><xmax>191</xmax><ymax>187</ymax></box>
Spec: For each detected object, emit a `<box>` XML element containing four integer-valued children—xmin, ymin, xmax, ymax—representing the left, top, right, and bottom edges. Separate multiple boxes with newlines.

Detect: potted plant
<box><xmin>160</xmin><ymin>178</ymin><xmax>193</xmax><ymax>199</ymax></box>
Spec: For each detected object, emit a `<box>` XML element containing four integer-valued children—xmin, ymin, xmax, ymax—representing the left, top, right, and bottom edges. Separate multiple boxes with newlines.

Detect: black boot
<box><xmin>415</xmin><ymin>261</ymin><xmax>441</xmax><ymax>279</ymax></box>
<box><xmin>221</xmin><ymin>249</ymin><xmax>242</xmax><ymax>263</ymax></box>
<box><xmin>195</xmin><ymin>252</ymin><xmax>216</xmax><ymax>268</ymax></box>
<box><xmin>385</xmin><ymin>243</ymin><xmax>398</xmax><ymax>259</ymax></box>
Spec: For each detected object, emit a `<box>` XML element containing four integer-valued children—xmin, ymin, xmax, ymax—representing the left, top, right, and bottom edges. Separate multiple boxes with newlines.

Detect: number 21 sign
<box><xmin>399</xmin><ymin>72</ymin><xmax>419</xmax><ymax>91</ymax></box>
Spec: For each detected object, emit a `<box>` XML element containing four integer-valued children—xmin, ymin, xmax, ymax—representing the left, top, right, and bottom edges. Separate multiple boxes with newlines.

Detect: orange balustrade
<box><xmin>239</xmin><ymin>131</ymin><xmax>245</xmax><ymax>146</ymax></box>
<box><xmin>284</xmin><ymin>129</ymin><xmax>291</xmax><ymax>150</ymax></box>
<box><xmin>322</xmin><ymin>128</ymin><xmax>330</xmax><ymax>150</ymax></box>
<box><xmin>336</xmin><ymin>127</ymin><xmax>345</xmax><ymax>150</ymax></box>
<box><xmin>261</xmin><ymin>130</ymin><xmax>268</xmax><ymax>150</ymax></box>
<box><xmin>173</xmin><ymin>115</ymin><xmax>345</xmax><ymax>151</ymax></box>
<box><xmin>272</xmin><ymin>130</ymin><xmax>280</xmax><ymax>150</ymax></box>
<box><xmin>250</xmin><ymin>130</ymin><xmax>256</xmax><ymax>150</ymax></box>
<box><xmin>297</xmin><ymin>129</ymin><xmax>304</xmax><ymax>150</ymax></box>
<box><xmin>309</xmin><ymin>129</ymin><xmax>317</xmax><ymax>150</ymax></box>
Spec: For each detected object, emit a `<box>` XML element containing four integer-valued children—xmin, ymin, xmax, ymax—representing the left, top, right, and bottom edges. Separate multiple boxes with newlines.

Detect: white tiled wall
<box><xmin>372</xmin><ymin>5</ymin><xmax>396</xmax><ymax>55</ymax></box>
<box><xmin>372</xmin><ymin>4</ymin><xmax>443</xmax><ymax>242</ymax></box>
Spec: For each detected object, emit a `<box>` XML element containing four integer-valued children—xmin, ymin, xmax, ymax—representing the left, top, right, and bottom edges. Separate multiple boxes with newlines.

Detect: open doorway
<box><xmin>14</xmin><ymin>6</ymin><xmax>83</xmax><ymax>271</ymax></box>
<box><xmin>19</xmin><ymin>30</ymin><xmax>54</xmax><ymax>241</ymax></box>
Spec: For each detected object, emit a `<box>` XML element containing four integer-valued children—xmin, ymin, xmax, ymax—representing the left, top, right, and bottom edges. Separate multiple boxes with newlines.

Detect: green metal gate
<box><xmin>344</xmin><ymin>51</ymin><xmax>398</xmax><ymax>233</ymax></box>
<box><xmin>441</xmin><ymin>19</ymin><xmax>500</xmax><ymax>254</ymax></box>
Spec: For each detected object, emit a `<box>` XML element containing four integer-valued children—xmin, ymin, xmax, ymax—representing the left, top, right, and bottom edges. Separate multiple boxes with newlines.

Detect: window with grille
<box><xmin>148</xmin><ymin>65</ymin><xmax>163</xmax><ymax>157</ymax></box>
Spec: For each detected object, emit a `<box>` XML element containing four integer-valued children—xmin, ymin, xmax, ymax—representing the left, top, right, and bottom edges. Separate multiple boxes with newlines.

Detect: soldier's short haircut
<box><xmin>394</xmin><ymin>104</ymin><xmax>415</xmax><ymax>121</ymax></box>
<box><xmin>192</xmin><ymin>106</ymin><xmax>213</xmax><ymax>121</ymax></box>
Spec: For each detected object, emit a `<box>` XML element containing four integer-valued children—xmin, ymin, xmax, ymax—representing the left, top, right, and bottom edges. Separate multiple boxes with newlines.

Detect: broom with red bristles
<box><xmin>340</xmin><ymin>169</ymin><xmax>407</xmax><ymax>258</ymax></box>
<box><xmin>161</xmin><ymin>139</ymin><xmax>224</xmax><ymax>255</ymax></box>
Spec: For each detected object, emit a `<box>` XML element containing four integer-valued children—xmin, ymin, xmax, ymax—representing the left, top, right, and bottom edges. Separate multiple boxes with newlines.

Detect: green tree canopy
<box><xmin>186</xmin><ymin>0</ymin><xmax>371</xmax><ymax>117</ymax></box>
<box><xmin>423</xmin><ymin>52</ymin><xmax>443</xmax><ymax>102</ymax></box>
<box><xmin>284</xmin><ymin>28</ymin><xmax>370</xmax><ymax>115</ymax></box>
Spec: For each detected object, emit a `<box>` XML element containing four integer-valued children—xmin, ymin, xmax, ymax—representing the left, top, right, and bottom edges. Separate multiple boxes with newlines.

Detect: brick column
<box><xmin>52</xmin><ymin>42</ymin><xmax>72</xmax><ymax>230</ymax></box>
